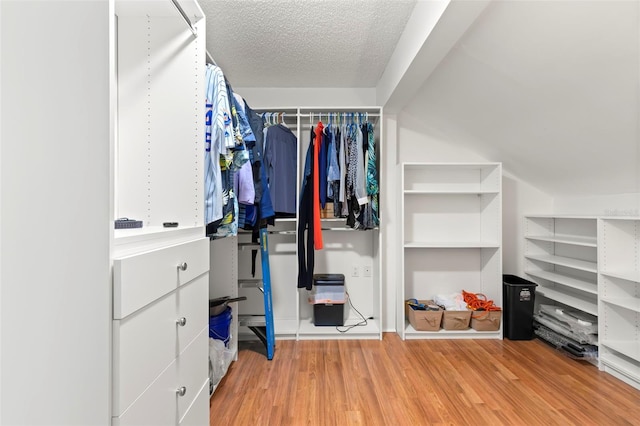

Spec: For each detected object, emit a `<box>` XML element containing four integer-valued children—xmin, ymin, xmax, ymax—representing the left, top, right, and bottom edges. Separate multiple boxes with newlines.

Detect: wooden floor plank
<box><xmin>210</xmin><ymin>334</ymin><xmax>640</xmax><ymax>425</ymax></box>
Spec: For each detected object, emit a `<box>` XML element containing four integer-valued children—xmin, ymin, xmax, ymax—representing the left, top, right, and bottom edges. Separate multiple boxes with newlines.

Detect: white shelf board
<box><xmin>601</xmin><ymin>340</ymin><xmax>640</xmax><ymax>362</ymax></box>
<box><xmin>536</xmin><ymin>286</ymin><xmax>598</xmax><ymax>316</ymax></box>
<box><xmin>525</xmin><ymin>270</ymin><xmax>598</xmax><ymax>295</ymax></box>
<box><xmin>525</xmin><ymin>215</ymin><xmax>598</xmax><ymax>220</ymax></box>
<box><xmin>600</xmin><ymin>356</ymin><xmax>640</xmax><ymax>391</ymax></box>
<box><xmin>403</xmin><ymin>323</ymin><xmax>501</xmax><ymax>340</ymax></box>
<box><xmin>525</xmin><ymin>254</ymin><xmax>597</xmax><ymax>273</ymax></box>
<box><xmin>403</xmin><ymin>190</ymin><xmax>499</xmax><ymax>195</ymax></box>
<box><xmin>402</xmin><ymin>162</ymin><xmax>501</xmax><ymax>169</ymax></box>
<box><xmin>113</xmin><ymin>225</ymin><xmax>204</xmax><ymax>257</ymax></box>
<box><xmin>114</xmin><ymin>224</ymin><xmax>202</xmax><ymax>241</ymax></box>
<box><xmin>297</xmin><ymin>318</ymin><xmax>381</xmax><ymax>340</ymax></box>
<box><xmin>601</xmin><ymin>216</ymin><xmax>640</xmax><ymax>221</ymax></box>
<box><xmin>275</xmin><ymin>217</ymin><xmax>297</xmax><ymax>223</ymax></box>
<box><xmin>602</xmin><ymin>297</ymin><xmax>640</xmax><ymax>314</ymax></box>
<box><xmin>525</xmin><ymin>235</ymin><xmax>597</xmax><ymax>247</ymax></box>
<box><xmin>600</xmin><ymin>270</ymin><xmax>640</xmax><ymax>284</ymax></box>
<box><xmin>404</xmin><ymin>242</ymin><xmax>500</xmax><ymax>249</ymax></box>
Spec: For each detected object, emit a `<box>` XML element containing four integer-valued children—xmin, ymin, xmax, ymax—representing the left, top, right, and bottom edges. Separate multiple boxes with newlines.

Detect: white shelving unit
<box><xmin>209</xmin><ymin>235</ymin><xmax>238</xmax><ymax>394</ymax></box>
<box><xmin>598</xmin><ymin>217</ymin><xmax>640</xmax><ymax>391</ymax></box>
<box><xmin>398</xmin><ymin>163</ymin><xmax>503</xmax><ymax>340</ymax></box>
<box><xmin>524</xmin><ymin>216</ymin><xmax>598</xmax><ymax>316</ymax></box>
<box><xmin>1</xmin><ymin>2</ymin><xmax>209</xmax><ymax>424</ymax></box>
<box><xmin>232</xmin><ymin>107</ymin><xmax>383</xmax><ymax>340</ymax></box>
<box><xmin>295</xmin><ymin>107</ymin><xmax>383</xmax><ymax>340</ymax></box>
<box><xmin>111</xmin><ymin>1</ymin><xmax>210</xmax><ymax>424</ymax></box>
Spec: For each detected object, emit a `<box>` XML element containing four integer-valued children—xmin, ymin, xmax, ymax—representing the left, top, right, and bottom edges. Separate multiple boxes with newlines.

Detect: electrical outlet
<box><xmin>363</xmin><ymin>265</ymin><xmax>371</xmax><ymax>277</ymax></box>
<box><xmin>351</xmin><ymin>265</ymin><xmax>359</xmax><ymax>277</ymax></box>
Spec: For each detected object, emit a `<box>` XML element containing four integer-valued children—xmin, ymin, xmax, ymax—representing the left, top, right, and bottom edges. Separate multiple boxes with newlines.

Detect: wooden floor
<box><xmin>210</xmin><ymin>334</ymin><xmax>640</xmax><ymax>425</ymax></box>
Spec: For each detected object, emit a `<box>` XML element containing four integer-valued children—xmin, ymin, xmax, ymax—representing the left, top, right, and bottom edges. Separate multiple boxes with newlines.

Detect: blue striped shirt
<box><xmin>204</xmin><ymin>64</ymin><xmax>234</xmax><ymax>225</ymax></box>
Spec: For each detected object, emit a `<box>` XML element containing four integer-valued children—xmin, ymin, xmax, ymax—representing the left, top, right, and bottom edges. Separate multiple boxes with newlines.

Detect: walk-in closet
<box><xmin>2</xmin><ymin>0</ymin><xmax>640</xmax><ymax>425</ymax></box>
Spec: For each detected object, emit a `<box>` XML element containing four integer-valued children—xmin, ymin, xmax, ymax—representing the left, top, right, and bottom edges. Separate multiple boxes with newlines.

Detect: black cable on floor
<box><xmin>335</xmin><ymin>291</ymin><xmax>373</xmax><ymax>333</ymax></box>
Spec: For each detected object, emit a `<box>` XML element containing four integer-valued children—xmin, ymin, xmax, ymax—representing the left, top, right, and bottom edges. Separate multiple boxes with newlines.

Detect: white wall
<box><xmin>382</xmin><ymin>112</ymin><xmax>554</xmax><ymax>329</ymax></box>
<box><xmin>386</xmin><ymin>0</ymin><xmax>639</xmax><ymax>306</ymax></box>
<box><xmin>376</xmin><ymin>0</ymin><xmax>451</xmax><ymax>111</ymax></box>
<box><xmin>553</xmin><ymin>193</ymin><xmax>640</xmax><ymax>217</ymax></box>
<box><xmin>1</xmin><ymin>2</ymin><xmax>111</xmax><ymax>424</ymax></box>
<box><xmin>399</xmin><ymin>0</ymin><xmax>640</xmax><ymax>202</ymax></box>
<box><xmin>502</xmin><ymin>171</ymin><xmax>553</xmax><ymax>276</ymax></box>
<box><xmin>234</xmin><ymin>87</ymin><xmax>376</xmax><ymax>108</ymax></box>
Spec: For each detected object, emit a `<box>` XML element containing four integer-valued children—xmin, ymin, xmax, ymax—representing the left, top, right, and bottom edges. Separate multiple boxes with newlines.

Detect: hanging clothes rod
<box><xmin>297</xmin><ymin>113</ymin><xmax>380</xmax><ymax>117</ymax></box>
<box><xmin>170</xmin><ymin>0</ymin><xmax>197</xmax><ymax>37</ymax></box>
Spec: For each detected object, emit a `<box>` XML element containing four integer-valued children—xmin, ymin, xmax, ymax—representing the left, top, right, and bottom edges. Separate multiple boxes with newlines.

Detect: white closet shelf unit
<box><xmin>524</xmin><ymin>215</ymin><xmax>599</xmax><ymax>317</ymax></box>
<box><xmin>240</xmin><ymin>107</ymin><xmax>383</xmax><ymax>340</ymax></box>
<box><xmin>112</xmin><ymin>0</ymin><xmax>210</xmax><ymax>424</ymax></box>
<box><xmin>398</xmin><ymin>162</ymin><xmax>503</xmax><ymax>340</ymax></box>
<box><xmin>298</xmin><ymin>107</ymin><xmax>383</xmax><ymax>340</ymax></box>
<box><xmin>598</xmin><ymin>216</ymin><xmax>640</xmax><ymax>391</ymax></box>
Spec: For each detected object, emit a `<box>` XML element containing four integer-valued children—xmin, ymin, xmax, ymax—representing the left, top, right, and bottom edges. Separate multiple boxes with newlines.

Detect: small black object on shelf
<box><xmin>163</xmin><ymin>222</ymin><xmax>179</xmax><ymax>228</ymax></box>
<box><xmin>115</xmin><ymin>218</ymin><xmax>142</xmax><ymax>229</ymax></box>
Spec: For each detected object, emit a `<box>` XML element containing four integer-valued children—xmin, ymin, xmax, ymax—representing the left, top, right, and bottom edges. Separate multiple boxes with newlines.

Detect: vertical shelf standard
<box><xmin>598</xmin><ymin>217</ymin><xmax>640</xmax><ymax>391</ymax></box>
<box><xmin>111</xmin><ymin>1</ymin><xmax>210</xmax><ymax>424</ymax></box>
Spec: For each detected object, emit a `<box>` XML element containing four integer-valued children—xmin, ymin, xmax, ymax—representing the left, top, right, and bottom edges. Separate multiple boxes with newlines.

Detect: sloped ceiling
<box><xmin>402</xmin><ymin>0</ymin><xmax>640</xmax><ymax>197</ymax></box>
<box><xmin>201</xmin><ymin>0</ymin><xmax>417</xmax><ymax>87</ymax></box>
<box><xmin>199</xmin><ymin>0</ymin><xmax>639</xmax><ymax>198</ymax></box>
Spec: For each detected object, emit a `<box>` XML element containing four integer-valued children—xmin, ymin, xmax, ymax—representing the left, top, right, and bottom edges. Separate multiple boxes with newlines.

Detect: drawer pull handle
<box><xmin>176</xmin><ymin>386</ymin><xmax>187</xmax><ymax>397</ymax></box>
<box><xmin>176</xmin><ymin>317</ymin><xmax>187</xmax><ymax>327</ymax></box>
<box><xmin>177</xmin><ymin>262</ymin><xmax>188</xmax><ymax>271</ymax></box>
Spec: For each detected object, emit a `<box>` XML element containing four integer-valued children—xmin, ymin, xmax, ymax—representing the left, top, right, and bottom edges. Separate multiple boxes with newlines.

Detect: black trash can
<box><xmin>503</xmin><ymin>275</ymin><xmax>538</xmax><ymax>340</ymax></box>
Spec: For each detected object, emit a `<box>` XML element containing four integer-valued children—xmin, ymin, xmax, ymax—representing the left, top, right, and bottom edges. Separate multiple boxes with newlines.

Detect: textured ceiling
<box><xmin>200</xmin><ymin>0</ymin><xmax>417</xmax><ymax>88</ymax></box>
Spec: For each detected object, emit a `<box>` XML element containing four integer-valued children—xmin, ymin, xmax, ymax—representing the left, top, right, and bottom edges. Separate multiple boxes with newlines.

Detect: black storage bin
<box><xmin>503</xmin><ymin>274</ymin><xmax>538</xmax><ymax>340</ymax></box>
<box><xmin>312</xmin><ymin>274</ymin><xmax>345</xmax><ymax>326</ymax></box>
<box><xmin>313</xmin><ymin>303</ymin><xmax>345</xmax><ymax>326</ymax></box>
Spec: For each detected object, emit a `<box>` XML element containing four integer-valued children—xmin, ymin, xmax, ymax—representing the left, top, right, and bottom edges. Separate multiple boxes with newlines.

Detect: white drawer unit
<box><xmin>113</xmin><ymin>274</ymin><xmax>208</xmax><ymax>416</ymax></box>
<box><xmin>113</xmin><ymin>328</ymin><xmax>209</xmax><ymax>426</ymax></box>
<box><xmin>112</xmin><ymin>235</ymin><xmax>210</xmax><ymax>425</ymax></box>
<box><xmin>113</xmin><ymin>238</ymin><xmax>209</xmax><ymax>319</ymax></box>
